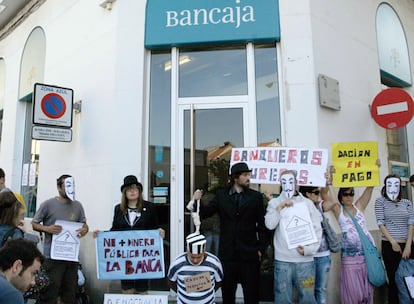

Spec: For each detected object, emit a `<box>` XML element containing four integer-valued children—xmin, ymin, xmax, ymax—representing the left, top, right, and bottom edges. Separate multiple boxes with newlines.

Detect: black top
<box><xmin>199</xmin><ymin>187</ymin><xmax>269</xmax><ymax>262</ymax></box>
<box><xmin>110</xmin><ymin>201</ymin><xmax>159</xmax><ymax>231</ymax></box>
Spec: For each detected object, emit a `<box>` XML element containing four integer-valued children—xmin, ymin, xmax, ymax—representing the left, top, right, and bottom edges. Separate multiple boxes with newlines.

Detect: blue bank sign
<box><xmin>145</xmin><ymin>0</ymin><xmax>280</xmax><ymax>49</ymax></box>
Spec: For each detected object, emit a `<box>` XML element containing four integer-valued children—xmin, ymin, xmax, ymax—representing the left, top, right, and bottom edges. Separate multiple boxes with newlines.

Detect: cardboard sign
<box><xmin>331</xmin><ymin>141</ymin><xmax>380</xmax><ymax>187</ymax></box>
<box><xmin>184</xmin><ymin>272</ymin><xmax>213</xmax><ymax>293</ymax></box>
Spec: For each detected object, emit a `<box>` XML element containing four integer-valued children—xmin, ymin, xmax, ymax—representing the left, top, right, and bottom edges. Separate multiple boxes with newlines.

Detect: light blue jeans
<box><xmin>274</xmin><ymin>260</ymin><xmax>317</xmax><ymax>304</ymax></box>
<box><xmin>314</xmin><ymin>255</ymin><xmax>331</xmax><ymax>304</ymax></box>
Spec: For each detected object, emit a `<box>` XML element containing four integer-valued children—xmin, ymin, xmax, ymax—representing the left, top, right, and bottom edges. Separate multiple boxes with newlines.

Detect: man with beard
<box><xmin>32</xmin><ymin>174</ymin><xmax>89</xmax><ymax>304</ymax></box>
<box><xmin>0</xmin><ymin>239</ymin><xmax>44</xmax><ymax>304</ymax></box>
<box><xmin>189</xmin><ymin>162</ymin><xmax>268</xmax><ymax>304</ymax></box>
<box><xmin>265</xmin><ymin>170</ymin><xmax>322</xmax><ymax>304</ymax></box>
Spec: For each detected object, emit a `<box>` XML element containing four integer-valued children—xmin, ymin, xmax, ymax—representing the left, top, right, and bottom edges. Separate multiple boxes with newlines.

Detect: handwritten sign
<box><xmin>184</xmin><ymin>272</ymin><xmax>213</xmax><ymax>293</ymax></box>
<box><xmin>331</xmin><ymin>142</ymin><xmax>380</xmax><ymax>187</ymax></box>
<box><xmin>96</xmin><ymin>230</ymin><xmax>164</xmax><ymax>280</ymax></box>
<box><xmin>231</xmin><ymin>147</ymin><xmax>328</xmax><ymax>186</ymax></box>
<box><xmin>51</xmin><ymin>220</ymin><xmax>83</xmax><ymax>262</ymax></box>
<box><xmin>280</xmin><ymin>202</ymin><xmax>318</xmax><ymax>249</ymax></box>
<box><xmin>103</xmin><ymin>294</ymin><xmax>168</xmax><ymax>304</ymax></box>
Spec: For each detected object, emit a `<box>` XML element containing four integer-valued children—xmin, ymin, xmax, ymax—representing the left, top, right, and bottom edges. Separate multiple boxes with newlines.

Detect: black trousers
<box><xmin>221</xmin><ymin>260</ymin><xmax>260</xmax><ymax>304</ymax></box>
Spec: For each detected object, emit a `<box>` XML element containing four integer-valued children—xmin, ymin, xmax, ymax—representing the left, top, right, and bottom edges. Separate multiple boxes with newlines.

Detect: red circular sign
<box><xmin>41</xmin><ymin>93</ymin><xmax>66</xmax><ymax>119</ymax></box>
<box><xmin>371</xmin><ymin>88</ymin><xmax>414</xmax><ymax>129</ymax></box>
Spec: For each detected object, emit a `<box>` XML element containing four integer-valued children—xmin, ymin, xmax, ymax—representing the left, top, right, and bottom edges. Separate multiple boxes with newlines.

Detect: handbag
<box><xmin>344</xmin><ymin>206</ymin><xmax>386</xmax><ymax>287</ymax></box>
<box><xmin>318</xmin><ymin>206</ymin><xmax>341</xmax><ymax>253</ymax></box>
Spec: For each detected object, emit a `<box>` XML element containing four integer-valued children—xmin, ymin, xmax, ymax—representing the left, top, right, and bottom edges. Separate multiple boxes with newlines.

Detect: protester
<box><xmin>265</xmin><ymin>170</ymin><xmax>322</xmax><ymax>304</ymax></box>
<box><xmin>375</xmin><ymin>174</ymin><xmax>414</xmax><ymax>304</ymax></box>
<box><xmin>190</xmin><ymin>162</ymin><xmax>268</xmax><ymax>303</ymax></box>
<box><xmin>0</xmin><ymin>238</ymin><xmax>44</xmax><ymax>304</ymax></box>
<box><xmin>0</xmin><ymin>191</ymin><xmax>24</xmax><ymax>245</ymax></box>
<box><xmin>0</xmin><ymin>168</ymin><xmax>28</xmax><ymax>217</ymax></box>
<box><xmin>32</xmin><ymin>174</ymin><xmax>89</xmax><ymax>304</ymax></box>
<box><xmin>168</xmin><ymin>233</ymin><xmax>223</xmax><ymax>303</ymax></box>
<box><xmin>94</xmin><ymin>175</ymin><xmax>165</xmax><ymax>294</ymax></box>
<box><xmin>299</xmin><ymin>184</ymin><xmax>337</xmax><ymax>304</ymax></box>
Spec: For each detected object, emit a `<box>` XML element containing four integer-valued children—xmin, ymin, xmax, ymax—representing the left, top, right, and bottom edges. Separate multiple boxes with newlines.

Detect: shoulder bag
<box><xmin>318</xmin><ymin>205</ymin><xmax>341</xmax><ymax>253</ymax></box>
<box><xmin>344</xmin><ymin>205</ymin><xmax>386</xmax><ymax>287</ymax></box>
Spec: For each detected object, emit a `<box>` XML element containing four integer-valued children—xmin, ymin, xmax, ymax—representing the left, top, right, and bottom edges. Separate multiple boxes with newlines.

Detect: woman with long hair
<box><xmin>94</xmin><ymin>175</ymin><xmax>165</xmax><ymax>294</ymax></box>
<box><xmin>324</xmin><ymin>160</ymin><xmax>380</xmax><ymax>304</ymax></box>
<box><xmin>0</xmin><ymin>191</ymin><xmax>23</xmax><ymax>245</ymax></box>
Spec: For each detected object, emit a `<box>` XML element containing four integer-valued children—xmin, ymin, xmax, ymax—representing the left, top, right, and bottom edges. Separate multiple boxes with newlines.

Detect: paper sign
<box><xmin>231</xmin><ymin>147</ymin><xmax>328</xmax><ymax>186</ymax></box>
<box><xmin>96</xmin><ymin>230</ymin><xmax>165</xmax><ymax>280</ymax></box>
<box><xmin>331</xmin><ymin>141</ymin><xmax>380</xmax><ymax>187</ymax></box>
<box><xmin>51</xmin><ymin>220</ymin><xmax>83</xmax><ymax>262</ymax></box>
<box><xmin>404</xmin><ymin>276</ymin><xmax>414</xmax><ymax>300</ymax></box>
<box><xmin>103</xmin><ymin>294</ymin><xmax>168</xmax><ymax>304</ymax></box>
<box><xmin>184</xmin><ymin>272</ymin><xmax>213</xmax><ymax>293</ymax></box>
<box><xmin>280</xmin><ymin>203</ymin><xmax>318</xmax><ymax>249</ymax></box>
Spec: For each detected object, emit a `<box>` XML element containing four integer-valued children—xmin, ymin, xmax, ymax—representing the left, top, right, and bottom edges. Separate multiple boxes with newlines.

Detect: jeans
<box><xmin>314</xmin><ymin>255</ymin><xmax>331</xmax><ymax>304</ymax></box>
<box><xmin>274</xmin><ymin>260</ymin><xmax>317</xmax><ymax>304</ymax></box>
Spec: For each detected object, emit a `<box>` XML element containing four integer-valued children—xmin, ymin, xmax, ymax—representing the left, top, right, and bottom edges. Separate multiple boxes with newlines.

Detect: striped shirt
<box><xmin>375</xmin><ymin>197</ymin><xmax>414</xmax><ymax>240</ymax></box>
<box><xmin>168</xmin><ymin>252</ymin><xmax>223</xmax><ymax>304</ymax></box>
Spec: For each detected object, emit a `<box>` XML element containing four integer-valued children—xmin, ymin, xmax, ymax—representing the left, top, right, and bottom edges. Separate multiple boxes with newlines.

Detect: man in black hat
<box><xmin>189</xmin><ymin>162</ymin><xmax>268</xmax><ymax>304</ymax></box>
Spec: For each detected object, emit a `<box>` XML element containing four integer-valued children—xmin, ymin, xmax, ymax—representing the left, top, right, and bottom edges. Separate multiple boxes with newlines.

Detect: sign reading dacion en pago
<box><xmin>33</xmin><ymin>83</ymin><xmax>73</xmax><ymax>128</ymax></box>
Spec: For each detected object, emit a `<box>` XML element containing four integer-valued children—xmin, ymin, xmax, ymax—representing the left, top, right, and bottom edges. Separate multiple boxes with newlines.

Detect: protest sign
<box><xmin>51</xmin><ymin>220</ymin><xmax>83</xmax><ymax>262</ymax></box>
<box><xmin>103</xmin><ymin>294</ymin><xmax>168</xmax><ymax>304</ymax></box>
<box><xmin>331</xmin><ymin>141</ymin><xmax>380</xmax><ymax>187</ymax></box>
<box><xmin>96</xmin><ymin>229</ymin><xmax>164</xmax><ymax>280</ymax></box>
<box><xmin>230</xmin><ymin>147</ymin><xmax>328</xmax><ymax>186</ymax></box>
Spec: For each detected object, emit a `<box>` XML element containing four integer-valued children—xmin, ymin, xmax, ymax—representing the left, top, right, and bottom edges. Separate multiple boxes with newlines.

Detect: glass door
<box><xmin>181</xmin><ymin>105</ymin><xmax>245</xmax><ymax>242</ymax></box>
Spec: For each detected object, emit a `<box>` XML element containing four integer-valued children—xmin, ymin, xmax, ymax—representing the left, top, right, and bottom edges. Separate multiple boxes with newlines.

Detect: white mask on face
<box><xmin>386</xmin><ymin>177</ymin><xmax>400</xmax><ymax>201</ymax></box>
<box><xmin>281</xmin><ymin>173</ymin><xmax>295</xmax><ymax>199</ymax></box>
<box><xmin>64</xmin><ymin>177</ymin><xmax>75</xmax><ymax>201</ymax></box>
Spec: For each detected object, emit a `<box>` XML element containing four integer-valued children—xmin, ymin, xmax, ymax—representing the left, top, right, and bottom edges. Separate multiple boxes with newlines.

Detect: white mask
<box><xmin>386</xmin><ymin>177</ymin><xmax>400</xmax><ymax>201</ymax></box>
<box><xmin>64</xmin><ymin>177</ymin><xmax>75</xmax><ymax>201</ymax></box>
<box><xmin>281</xmin><ymin>173</ymin><xmax>295</xmax><ymax>199</ymax></box>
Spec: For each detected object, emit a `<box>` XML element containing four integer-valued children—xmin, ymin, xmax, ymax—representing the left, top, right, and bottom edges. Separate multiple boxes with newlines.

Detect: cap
<box><xmin>186</xmin><ymin>233</ymin><xmax>206</xmax><ymax>254</ymax></box>
<box><xmin>230</xmin><ymin>162</ymin><xmax>252</xmax><ymax>175</ymax></box>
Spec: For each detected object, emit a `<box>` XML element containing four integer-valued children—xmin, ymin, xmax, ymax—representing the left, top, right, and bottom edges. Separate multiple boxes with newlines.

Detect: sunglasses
<box><xmin>311</xmin><ymin>190</ymin><xmax>320</xmax><ymax>195</ymax></box>
<box><xmin>342</xmin><ymin>192</ymin><xmax>355</xmax><ymax>197</ymax></box>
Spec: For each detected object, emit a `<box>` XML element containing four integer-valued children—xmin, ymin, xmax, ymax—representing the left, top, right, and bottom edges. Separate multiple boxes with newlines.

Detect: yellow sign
<box><xmin>331</xmin><ymin>142</ymin><xmax>380</xmax><ymax>187</ymax></box>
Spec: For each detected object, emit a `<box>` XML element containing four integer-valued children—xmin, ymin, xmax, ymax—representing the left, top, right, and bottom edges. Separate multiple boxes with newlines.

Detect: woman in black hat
<box><xmin>95</xmin><ymin>175</ymin><xmax>165</xmax><ymax>294</ymax></box>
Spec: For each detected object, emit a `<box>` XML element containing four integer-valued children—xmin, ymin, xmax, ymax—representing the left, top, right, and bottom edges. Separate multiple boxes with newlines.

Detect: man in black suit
<box><xmin>189</xmin><ymin>162</ymin><xmax>268</xmax><ymax>304</ymax></box>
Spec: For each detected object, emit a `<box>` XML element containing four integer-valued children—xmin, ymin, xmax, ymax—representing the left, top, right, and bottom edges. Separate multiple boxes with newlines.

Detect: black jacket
<box><xmin>110</xmin><ymin>201</ymin><xmax>159</xmax><ymax>231</ymax></box>
<box><xmin>200</xmin><ymin>187</ymin><xmax>268</xmax><ymax>262</ymax></box>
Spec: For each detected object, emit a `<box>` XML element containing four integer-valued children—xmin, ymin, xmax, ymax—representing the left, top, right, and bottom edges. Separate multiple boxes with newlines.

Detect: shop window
<box><xmin>18</xmin><ymin>27</ymin><xmax>46</xmax><ymax>217</ymax></box>
<box><xmin>179</xmin><ymin>46</ymin><xmax>247</xmax><ymax>97</ymax></box>
<box><xmin>376</xmin><ymin>3</ymin><xmax>412</xmax><ymax>87</ymax></box>
<box><xmin>254</xmin><ymin>45</ymin><xmax>281</xmax><ymax>146</ymax></box>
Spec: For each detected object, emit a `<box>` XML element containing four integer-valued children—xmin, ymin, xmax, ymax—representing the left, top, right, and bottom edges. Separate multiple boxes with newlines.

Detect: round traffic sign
<box><xmin>41</xmin><ymin>93</ymin><xmax>67</xmax><ymax>119</ymax></box>
<box><xmin>371</xmin><ymin>88</ymin><xmax>414</xmax><ymax>129</ymax></box>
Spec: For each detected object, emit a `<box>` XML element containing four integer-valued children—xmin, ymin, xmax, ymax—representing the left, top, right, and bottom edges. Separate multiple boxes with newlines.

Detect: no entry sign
<box><xmin>371</xmin><ymin>88</ymin><xmax>414</xmax><ymax>129</ymax></box>
<box><xmin>33</xmin><ymin>83</ymin><xmax>73</xmax><ymax>127</ymax></box>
